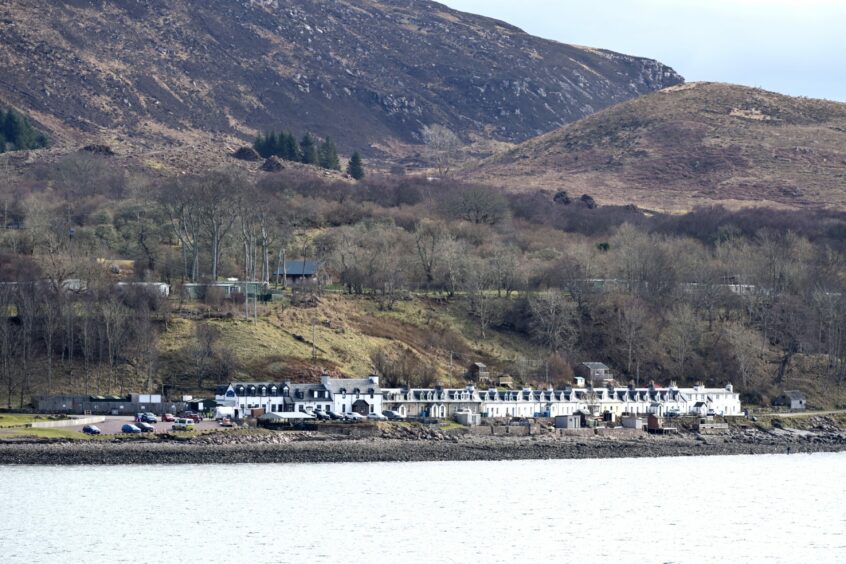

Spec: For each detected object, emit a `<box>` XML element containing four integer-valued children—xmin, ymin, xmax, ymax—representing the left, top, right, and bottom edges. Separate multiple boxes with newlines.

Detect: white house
<box><xmin>215</xmin><ymin>376</ymin><xmax>382</xmax><ymax>418</ymax></box>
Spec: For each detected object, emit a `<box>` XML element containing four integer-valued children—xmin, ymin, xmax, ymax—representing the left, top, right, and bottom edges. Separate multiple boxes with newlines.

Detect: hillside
<box><xmin>0</xmin><ymin>0</ymin><xmax>681</xmax><ymax>165</ymax></box>
<box><xmin>469</xmin><ymin>83</ymin><xmax>846</xmax><ymax>211</ymax></box>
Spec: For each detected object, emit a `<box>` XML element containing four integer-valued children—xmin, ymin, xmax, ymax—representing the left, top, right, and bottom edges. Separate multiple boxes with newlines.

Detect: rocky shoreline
<box><xmin>1</xmin><ymin>426</ymin><xmax>846</xmax><ymax>465</ymax></box>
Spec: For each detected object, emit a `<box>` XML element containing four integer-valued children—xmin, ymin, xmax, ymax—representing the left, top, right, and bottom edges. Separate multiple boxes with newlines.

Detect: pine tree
<box><xmin>281</xmin><ymin>131</ymin><xmax>301</xmax><ymax>161</ymax></box>
<box><xmin>300</xmin><ymin>133</ymin><xmax>318</xmax><ymax>165</ymax></box>
<box><xmin>0</xmin><ymin>108</ymin><xmax>46</xmax><ymax>151</ymax></box>
<box><xmin>253</xmin><ymin>132</ymin><xmax>269</xmax><ymax>158</ymax></box>
<box><xmin>318</xmin><ymin>137</ymin><xmax>341</xmax><ymax>170</ymax></box>
<box><xmin>347</xmin><ymin>151</ymin><xmax>365</xmax><ymax>180</ymax></box>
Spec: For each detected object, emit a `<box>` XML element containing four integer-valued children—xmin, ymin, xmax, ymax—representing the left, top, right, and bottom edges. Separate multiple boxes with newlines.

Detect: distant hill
<box><xmin>0</xmin><ymin>0</ymin><xmax>681</xmax><ymax>164</ymax></box>
<box><xmin>469</xmin><ymin>83</ymin><xmax>846</xmax><ymax>211</ymax></box>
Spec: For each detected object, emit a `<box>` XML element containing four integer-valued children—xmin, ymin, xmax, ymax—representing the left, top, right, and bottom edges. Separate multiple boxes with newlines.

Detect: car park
<box><xmin>122</xmin><ymin>423</ymin><xmax>142</xmax><ymax>434</ymax></box>
<box><xmin>82</xmin><ymin>424</ymin><xmax>102</xmax><ymax>435</ymax></box>
<box><xmin>172</xmin><ymin>418</ymin><xmax>195</xmax><ymax>431</ymax></box>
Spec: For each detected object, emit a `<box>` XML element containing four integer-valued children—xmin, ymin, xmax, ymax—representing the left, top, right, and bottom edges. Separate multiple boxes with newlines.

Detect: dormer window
<box><xmin>270</xmin><ymin>386</ymin><xmax>277</xmax><ymax>396</ymax></box>
<box><xmin>282</xmin><ymin>386</ymin><xmax>289</xmax><ymax>397</ymax></box>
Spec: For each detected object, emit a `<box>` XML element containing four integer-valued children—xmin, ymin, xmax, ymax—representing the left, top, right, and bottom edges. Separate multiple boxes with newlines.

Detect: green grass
<box><xmin>0</xmin><ymin>428</ymin><xmax>96</xmax><ymax>440</ymax></box>
<box><xmin>0</xmin><ymin>414</ymin><xmax>43</xmax><ymax>428</ymax></box>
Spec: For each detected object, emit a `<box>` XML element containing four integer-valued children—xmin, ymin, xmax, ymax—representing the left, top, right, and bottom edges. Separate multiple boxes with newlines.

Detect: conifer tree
<box><xmin>347</xmin><ymin>151</ymin><xmax>365</xmax><ymax>180</ymax></box>
<box><xmin>0</xmin><ymin>108</ymin><xmax>46</xmax><ymax>152</ymax></box>
<box><xmin>318</xmin><ymin>137</ymin><xmax>341</xmax><ymax>170</ymax></box>
<box><xmin>254</xmin><ymin>131</ymin><xmax>271</xmax><ymax>158</ymax></box>
<box><xmin>281</xmin><ymin>132</ymin><xmax>301</xmax><ymax>161</ymax></box>
<box><xmin>300</xmin><ymin>133</ymin><xmax>318</xmax><ymax>165</ymax></box>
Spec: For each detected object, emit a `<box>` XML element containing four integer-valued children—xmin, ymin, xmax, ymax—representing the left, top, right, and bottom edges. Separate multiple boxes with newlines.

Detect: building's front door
<box><xmin>352</xmin><ymin>399</ymin><xmax>369</xmax><ymax>416</ymax></box>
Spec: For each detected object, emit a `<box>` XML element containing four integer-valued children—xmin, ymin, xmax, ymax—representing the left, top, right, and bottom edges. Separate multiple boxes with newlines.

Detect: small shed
<box><xmin>575</xmin><ymin>362</ymin><xmax>612</xmax><ymax>386</ymax></box>
<box><xmin>465</xmin><ymin>362</ymin><xmax>490</xmax><ymax>382</ymax></box>
<box><xmin>774</xmin><ymin>390</ymin><xmax>807</xmax><ymax>411</ymax></box>
<box><xmin>554</xmin><ymin>415</ymin><xmax>581</xmax><ymax>429</ymax></box>
<box><xmin>621</xmin><ymin>416</ymin><xmax>644</xmax><ymax>430</ymax></box>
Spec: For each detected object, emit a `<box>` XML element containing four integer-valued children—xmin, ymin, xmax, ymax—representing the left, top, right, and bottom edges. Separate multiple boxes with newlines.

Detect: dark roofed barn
<box><xmin>274</xmin><ymin>260</ymin><xmax>325</xmax><ymax>286</ymax></box>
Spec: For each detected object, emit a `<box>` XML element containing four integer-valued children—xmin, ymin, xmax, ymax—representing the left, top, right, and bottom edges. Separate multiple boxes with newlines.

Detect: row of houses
<box><xmin>215</xmin><ymin>376</ymin><xmax>742</xmax><ymax>420</ymax></box>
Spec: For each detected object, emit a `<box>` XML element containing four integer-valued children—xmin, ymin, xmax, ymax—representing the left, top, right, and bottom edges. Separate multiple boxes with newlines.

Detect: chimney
<box><xmin>320</xmin><ymin>374</ymin><xmax>330</xmax><ymax>386</ymax></box>
<box><xmin>369</xmin><ymin>375</ymin><xmax>380</xmax><ymax>386</ymax></box>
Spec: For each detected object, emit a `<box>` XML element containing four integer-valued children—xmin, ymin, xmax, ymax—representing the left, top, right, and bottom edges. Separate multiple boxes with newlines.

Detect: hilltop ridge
<box><xmin>469</xmin><ymin>82</ymin><xmax>846</xmax><ymax>211</ymax></box>
<box><xmin>0</xmin><ymin>0</ymin><xmax>682</xmax><ymax>165</ymax></box>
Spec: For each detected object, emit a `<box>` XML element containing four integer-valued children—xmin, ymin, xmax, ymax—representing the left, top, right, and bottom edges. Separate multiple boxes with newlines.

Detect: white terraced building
<box><xmin>215</xmin><ymin>376</ymin><xmax>382</xmax><ymax>419</ymax></box>
<box><xmin>382</xmin><ymin>383</ymin><xmax>741</xmax><ymax>419</ymax></box>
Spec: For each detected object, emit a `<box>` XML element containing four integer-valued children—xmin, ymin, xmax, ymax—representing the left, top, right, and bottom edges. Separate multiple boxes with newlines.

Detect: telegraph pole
<box><xmin>311</xmin><ymin>318</ymin><xmax>317</xmax><ymax>362</ymax></box>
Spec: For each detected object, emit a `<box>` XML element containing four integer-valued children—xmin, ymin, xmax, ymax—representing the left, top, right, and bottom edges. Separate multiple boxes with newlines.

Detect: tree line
<box><xmin>5</xmin><ymin>154</ymin><xmax>846</xmax><ymax>404</ymax></box>
<box><xmin>253</xmin><ymin>129</ymin><xmax>366</xmax><ymax>180</ymax></box>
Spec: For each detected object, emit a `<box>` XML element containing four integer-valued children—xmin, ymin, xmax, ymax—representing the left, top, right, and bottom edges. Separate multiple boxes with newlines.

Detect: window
<box><xmin>370</xmin><ymin>404</ymin><xmax>374</xmax><ymax>413</ymax></box>
<box><xmin>282</xmin><ymin>386</ymin><xmax>289</xmax><ymax>397</ymax></box>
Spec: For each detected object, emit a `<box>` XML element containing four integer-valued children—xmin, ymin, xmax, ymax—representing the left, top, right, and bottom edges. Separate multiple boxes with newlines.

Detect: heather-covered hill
<box><xmin>0</xmin><ymin>0</ymin><xmax>681</xmax><ymax>164</ymax></box>
<box><xmin>470</xmin><ymin>83</ymin><xmax>846</xmax><ymax>211</ymax></box>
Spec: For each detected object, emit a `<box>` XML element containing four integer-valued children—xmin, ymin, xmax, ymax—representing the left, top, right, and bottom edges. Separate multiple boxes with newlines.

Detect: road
<box><xmin>759</xmin><ymin>410</ymin><xmax>846</xmax><ymax>418</ymax></box>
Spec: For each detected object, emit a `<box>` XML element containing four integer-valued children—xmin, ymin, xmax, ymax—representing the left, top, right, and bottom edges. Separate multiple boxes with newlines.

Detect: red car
<box><xmin>162</xmin><ymin>413</ymin><xmax>175</xmax><ymax>422</ymax></box>
<box><xmin>179</xmin><ymin>412</ymin><xmax>203</xmax><ymax>423</ymax></box>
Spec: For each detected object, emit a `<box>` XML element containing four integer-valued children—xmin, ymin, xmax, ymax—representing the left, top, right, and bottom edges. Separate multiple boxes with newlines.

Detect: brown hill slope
<box><xmin>0</xmin><ymin>0</ymin><xmax>681</xmax><ymax>162</ymax></box>
<box><xmin>469</xmin><ymin>83</ymin><xmax>846</xmax><ymax>211</ymax></box>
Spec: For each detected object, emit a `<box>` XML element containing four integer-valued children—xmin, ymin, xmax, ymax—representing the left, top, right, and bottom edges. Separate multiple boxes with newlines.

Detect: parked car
<box><xmin>162</xmin><ymin>413</ymin><xmax>175</xmax><ymax>422</ymax></box>
<box><xmin>367</xmin><ymin>412</ymin><xmax>388</xmax><ymax>421</ymax></box>
<box><xmin>382</xmin><ymin>410</ymin><xmax>406</xmax><ymax>421</ymax></box>
<box><xmin>82</xmin><ymin>424</ymin><xmax>102</xmax><ymax>435</ymax></box>
<box><xmin>219</xmin><ymin>417</ymin><xmax>234</xmax><ymax>427</ymax></box>
<box><xmin>347</xmin><ymin>412</ymin><xmax>366</xmax><ymax>422</ymax></box>
<box><xmin>312</xmin><ymin>410</ymin><xmax>329</xmax><ymax>420</ymax></box>
<box><xmin>121</xmin><ymin>423</ymin><xmax>142</xmax><ymax>434</ymax></box>
<box><xmin>136</xmin><ymin>422</ymin><xmax>155</xmax><ymax>433</ymax></box>
<box><xmin>707</xmin><ymin>409</ymin><xmax>717</xmax><ymax>416</ymax></box>
<box><xmin>327</xmin><ymin>411</ymin><xmax>343</xmax><ymax>420</ymax></box>
<box><xmin>179</xmin><ymin>412</ymin><xmax>203</xmax><ymax>423</ymax></box>
<box><xmin>172</xmin><ymin>418</ymin><xmax>195</xmax><ymax>431</ymax></box>
<box><xmin>135</xmin><ymin>413</ymin><xmax>157</xmax><ymax>424</ymax></box>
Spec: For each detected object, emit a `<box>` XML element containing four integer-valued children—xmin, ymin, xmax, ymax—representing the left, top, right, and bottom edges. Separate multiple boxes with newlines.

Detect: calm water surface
<box><xmin>3</xmin><ymin>453</ymin><xmax>845</xmax><ymax>563</ymax></box>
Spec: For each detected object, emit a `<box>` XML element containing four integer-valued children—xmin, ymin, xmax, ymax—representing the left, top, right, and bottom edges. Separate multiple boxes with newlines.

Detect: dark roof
<box><xmin>580</xmin><ymin>362</ymin><xmax>609</xmax><ymax>370</ymax></box>
<box><xmin>274</xmin><ymin>260</ymin><xmax>322</xmax><ymax>277</ymax></box>
<box><xmin>782</xmin><ymin>390</ymin><xmax>806</xmax><ymax>401</ymax></box>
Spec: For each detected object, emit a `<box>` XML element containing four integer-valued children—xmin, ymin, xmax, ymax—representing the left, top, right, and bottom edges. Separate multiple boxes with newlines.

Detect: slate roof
<box><xmin>782</xmin><ymin>390</ymin><xmax>806</xmax><ymax>401</ymax></box>
<box><xmin>274</xmin><ymin>260</ymin><xmax>322</xmax><ymax>277</ymax></box>
<box><xmin>322</xmin><ymin>378</ymin><xmax>381</xmax><ymax>395</ymax></box>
